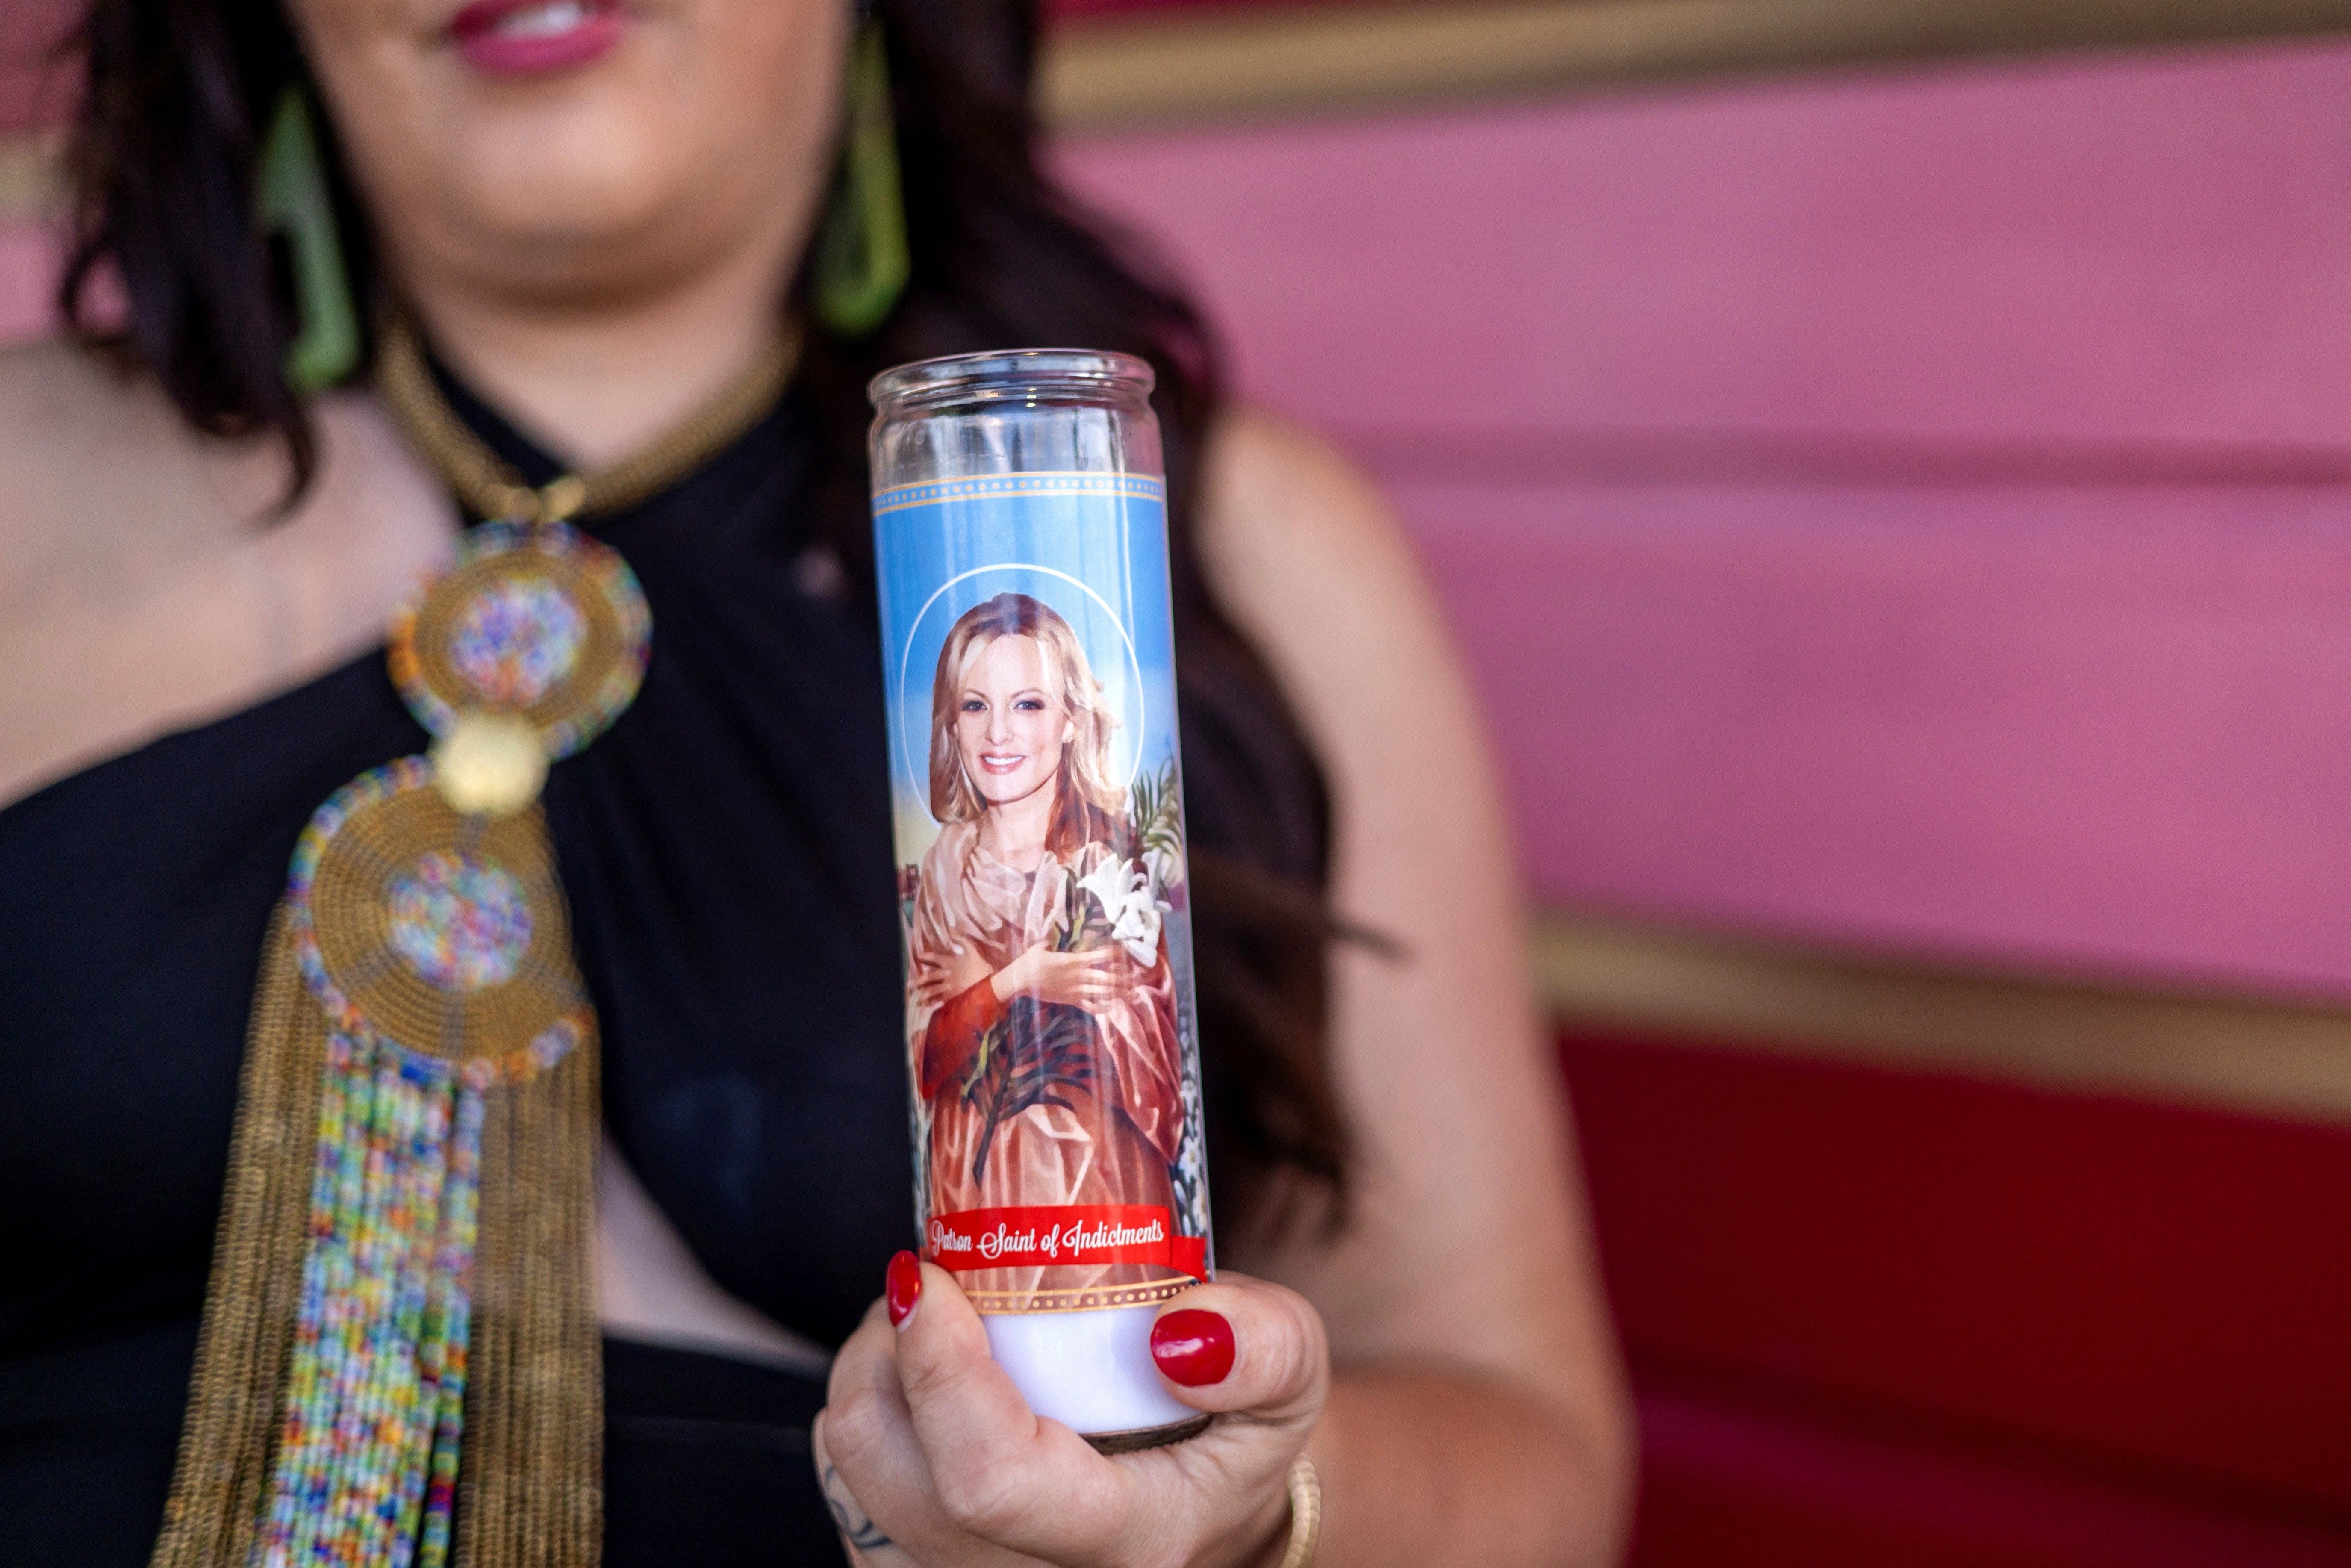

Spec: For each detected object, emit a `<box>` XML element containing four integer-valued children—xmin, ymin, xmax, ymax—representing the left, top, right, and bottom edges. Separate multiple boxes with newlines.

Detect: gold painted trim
<box><xmin>1043</xmin><ymin>0</ymin><xmax>2351</xmax><ymax>132</ymax></box>
<box><xmin>964</xmin><ymin>1276</ymin><xmax>1196</xmax><ymax>1315</ymax></box>
<box><xmin>1535</xmin><ymin>911</ymin><xmax>2351</xmax><ymax>1127</ymax></box>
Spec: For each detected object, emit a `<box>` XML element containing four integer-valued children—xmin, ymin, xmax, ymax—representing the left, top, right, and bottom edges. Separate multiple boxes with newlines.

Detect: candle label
<box><xmin>874</xmin><ymin>473</ymin><xmax>1213</xmax><ymax>1315</ymax></box>
<box><xmin>928</xmin><ymin>1205</ymin><xmax>1209</xmax><ymax>1280</ymax></box>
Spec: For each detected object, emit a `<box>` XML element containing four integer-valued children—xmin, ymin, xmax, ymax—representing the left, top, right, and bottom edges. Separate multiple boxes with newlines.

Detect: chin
<box><xmin>451</xmin><ymin>129</ymin><xmax>681</xmax><ymax>246</ymax></box>
<box><xmin>307</xmin><ymin>0</ymin><xmax>839</xmax><ymax>300</ymax></box>
<box><xmin>975</xmin><ymin>774</ymin><xmax>1049</xmax><ymax>809</ymax></box>
<box><xmin>450</xmin><ymin>49</ymin><xmax>682</xmax><ymax>189</ymax></box>
<box><xmin>416</xmin><ymin>103</ymin><xmax>761</xmax><ymax>292</ymax></box>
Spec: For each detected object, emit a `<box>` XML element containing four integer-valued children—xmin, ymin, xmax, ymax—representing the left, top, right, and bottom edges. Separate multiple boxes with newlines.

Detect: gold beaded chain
<box><xmin>376</xmin><ymin>308</ymin><xmax>803</xmax><ymax>525</ymax></box>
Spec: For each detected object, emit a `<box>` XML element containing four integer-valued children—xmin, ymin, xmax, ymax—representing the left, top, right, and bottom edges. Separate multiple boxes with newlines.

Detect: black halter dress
<box><xmin>0</xmin><ymin>379</ymin><xmax>917</xmax><ymax>1563</ymax></box>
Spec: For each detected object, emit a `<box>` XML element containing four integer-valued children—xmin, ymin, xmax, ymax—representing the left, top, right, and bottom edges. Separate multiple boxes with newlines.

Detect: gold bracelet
<box><xmin>1278</xmin><ymin>1453</ymin><xmax>1323</xmax><ymax>1568</ymax></box>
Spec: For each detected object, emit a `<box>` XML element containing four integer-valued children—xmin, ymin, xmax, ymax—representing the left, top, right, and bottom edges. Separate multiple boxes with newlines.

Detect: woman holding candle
<box><xmin>0</xmin><ymin>0</ymin><xmax>1632</xmax><ymax>1565</ymax></box>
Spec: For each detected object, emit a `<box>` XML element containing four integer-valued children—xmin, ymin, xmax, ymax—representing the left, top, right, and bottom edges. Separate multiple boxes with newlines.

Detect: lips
<box><xmin>978</xmin><ymin>753</ymin><xmax>1027</xmax><ymax>775</ymax></box>
<box><xmin>448</xmin><ymin>0</ymin><xmax>625</xmax><ymax>77</ymax></box>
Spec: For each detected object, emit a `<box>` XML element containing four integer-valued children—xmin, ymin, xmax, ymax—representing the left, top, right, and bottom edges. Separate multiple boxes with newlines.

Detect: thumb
<box><xmin>1147</xmin><ymin>1273</ymin><xmax>1327</xmax><ymax>1424</ymax></box>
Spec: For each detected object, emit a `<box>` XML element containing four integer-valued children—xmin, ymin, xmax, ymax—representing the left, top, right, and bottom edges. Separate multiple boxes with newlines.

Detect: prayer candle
<box><xmin>869</xmin><ymin>351</ymin><xmax>1214</xmax><ymax>1450</ymax></box>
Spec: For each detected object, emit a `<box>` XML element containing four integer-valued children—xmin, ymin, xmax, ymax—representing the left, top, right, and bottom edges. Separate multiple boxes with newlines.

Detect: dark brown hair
<box><xmin>59</xmin><ymin>0</ymin><xmax>1348</xmax><ymax>1240</ymax></box>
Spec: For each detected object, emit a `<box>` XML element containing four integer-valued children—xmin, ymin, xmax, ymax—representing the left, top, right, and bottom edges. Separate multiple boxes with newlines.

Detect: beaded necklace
<box><xmin>149</xmin><ymin>314</ymin><xmax>798</xmax><ymax>1568</ymax></box>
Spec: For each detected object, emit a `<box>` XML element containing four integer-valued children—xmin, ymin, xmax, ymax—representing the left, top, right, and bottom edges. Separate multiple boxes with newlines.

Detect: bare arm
<box><xmin>1199</xmin><ymin>408</ymin><xmax>1635</xmax><ymax>1567</ymax></box>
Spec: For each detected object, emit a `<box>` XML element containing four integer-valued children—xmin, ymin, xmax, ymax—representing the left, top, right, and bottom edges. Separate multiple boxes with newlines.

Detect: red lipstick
<box><xmin>448</xmin><ymin>0</ymin><xmax>625</xmax><ymax>77</ymax></box>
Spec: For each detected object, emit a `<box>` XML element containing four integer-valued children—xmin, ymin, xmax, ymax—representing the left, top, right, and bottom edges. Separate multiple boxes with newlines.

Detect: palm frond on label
<box><xmin>960</xmin><ymin>997</ymin><xmax>1096</xmax><ymax>1187</ymax></box>
<box><xmin>1128</xmin><ymin>758</ymin><xmax>1185</xmax><ymax>868</ymax></box>
<box><xmin>1052</xmin><ymin>868</ymin><xmax>1093</xmax><ymax>953</ymax></box>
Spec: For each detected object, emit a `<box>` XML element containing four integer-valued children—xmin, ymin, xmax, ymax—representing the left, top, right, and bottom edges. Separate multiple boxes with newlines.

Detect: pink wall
<box><xmin>1057</xmin><ymin>41</ymin><xmax>2351</xmax><ymax>999</ymax></box>
<box><xmin>0</xmin><ymin>0</ymin><xmax>77</xmax><ymax>129</ymax></box>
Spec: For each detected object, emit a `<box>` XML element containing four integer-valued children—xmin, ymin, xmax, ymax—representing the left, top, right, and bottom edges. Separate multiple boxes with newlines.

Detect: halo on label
<box><xmin>391</xmin><ymin>520</ymin><xmax>651</xmax><ymax>761</ymax></box>
<box><xmin>893</xmin><ymin>563</ymin><xmax>1148</xmax><ymax>810</ymax></box>
<box><xmin>287</xmin><ymin>758</ymin><xmax>589</xmax><ymax>1084</ymax></box>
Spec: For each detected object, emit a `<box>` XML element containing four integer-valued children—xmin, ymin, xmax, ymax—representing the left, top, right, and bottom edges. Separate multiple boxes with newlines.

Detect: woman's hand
<box><xmin>913</xmin><ymin>946</ymin><xmax>992</xmax><ymax>1012</ymax></box>
<box><xmin>813</xmin><ymin>1259</ymin><xmax>1326</xmax><ymax>1568</ymax></box>
<box><xmin>988</xmin><ymin>944</ymin><xmax>1133</xmax><ymax>1011</ymax></box>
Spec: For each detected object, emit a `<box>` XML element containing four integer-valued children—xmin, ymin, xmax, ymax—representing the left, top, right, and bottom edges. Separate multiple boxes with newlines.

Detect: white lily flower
<box><xmin>1074</xmin><ymin>854</ymin><xmax>1134</xmax><ymax>920</ymax></box>
<box><xmin>1111</xmin><ymin>897</ymin><xmax>1162</xmax><ymax>966</ymax></box>
<box><xmin>1066</xmin><ymin>852</ymin><xmax>1162</xmax><ymax>963</ymax></box>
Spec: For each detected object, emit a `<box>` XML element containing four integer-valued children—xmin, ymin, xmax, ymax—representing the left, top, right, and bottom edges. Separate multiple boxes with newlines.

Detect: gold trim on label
<box><xmin>962</xmin><ymin>1276</ymin><xmax>1196</xmax><ymax>1316</ymax></box>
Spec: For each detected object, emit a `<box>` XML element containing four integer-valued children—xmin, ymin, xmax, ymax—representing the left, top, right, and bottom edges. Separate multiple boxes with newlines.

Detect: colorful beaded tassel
<box><xmin>151</xmin><ymin>525</ymin><xmax>645</xmax><ymax>1568</ymax></box>
<box><xmin>264</xmin><ymin>1030</ymin><xmax>482</xmax><ymax>1567</ymax></box>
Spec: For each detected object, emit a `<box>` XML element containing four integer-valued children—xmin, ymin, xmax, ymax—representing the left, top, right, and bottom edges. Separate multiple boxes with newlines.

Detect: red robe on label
<box><xmin>907</xmin><ymin>819</ymin><xmax>1185</xmax><ymax>1309</ymax></box>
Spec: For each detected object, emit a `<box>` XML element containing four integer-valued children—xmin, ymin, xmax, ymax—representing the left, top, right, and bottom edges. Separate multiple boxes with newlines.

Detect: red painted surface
<box><xmin>1634</xmin><ymin>1383</ymin><xmax>2351</xmax><ymax>1568</ymax></box>
<box><xmin>1056</xmin><ymin>40</ymin><xmax>2351</xmax><ymax>996</ymax></box>
<box><xmin>1562</xmin><ymin>1027</ymin><xmax>2351</xmax><ymax>1553</ymax></box>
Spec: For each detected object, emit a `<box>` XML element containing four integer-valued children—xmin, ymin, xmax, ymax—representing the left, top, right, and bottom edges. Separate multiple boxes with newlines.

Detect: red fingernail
<box><xmin>886</xmin><ymin>1250</ymin><xmax>922</xmax><ymax>1328</ymax></box>
<box><xmin>1150</xmin><ymin>1308</ymin><xmax>1235</xmax><ymax>1386</ymax></box>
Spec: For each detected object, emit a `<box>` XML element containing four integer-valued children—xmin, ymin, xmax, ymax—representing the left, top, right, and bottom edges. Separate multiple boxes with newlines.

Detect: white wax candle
<box><xmin>983</xmin><ymin>1304</ymin><xmax>1198</xmax><ymax>1437</ymax></box>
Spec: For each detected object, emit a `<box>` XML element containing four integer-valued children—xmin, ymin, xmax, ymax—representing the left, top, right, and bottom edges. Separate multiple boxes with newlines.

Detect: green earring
<box><xmin>813</xmin><ymin>24</ymin><xmax>910</xmax><ymax>339</ymax></box>
<box><xmin>257</xmin><ymin>86</ymin><xmax>361</xmax><ymax>395</ymax></box>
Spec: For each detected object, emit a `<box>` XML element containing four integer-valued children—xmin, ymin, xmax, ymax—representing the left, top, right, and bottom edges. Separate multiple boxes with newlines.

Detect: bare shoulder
<box><xmin>1196</xmin><ymin>405</ymin><xmax>1425</xmax><ymax>622</ymax></box>
<box><xmin>1197</xmin><ymin>403</ymin><xmax>1388</xmax><ymax>552</ymax></box>
<box><xmin>1193</xmin><ymin>400</ymin><xmax>1519</xmax><ymax>976</ymax></box>
<box><xmin>0</xmin><ymin>333</ymin><xmax>447</xmax><ymax>594</ymax></box>
<box><xmin>0</xmin><ymin>337</ymin><xmax>456</xmax><ymax>806</ymax></box>
<box><xmin>0</xmin><ymin>337</ymin><xmax>219</xmax><ymax>466</ymax></box>
<box><xmin>0</xmin><ymin>339</ymin><xmax>218</xmax><ymax>559</ymax></box>
<box><xmin>1195</xmin><ymin>405</ymin><xmax>1465</xmax><ymax>766</ymax></box>
<box><xmin>0</xmin><ymin>334</ymin><xmax>137</xmax><ymax>434</ymax></box>
<box><xmin>1199</xmin><ymin>408</ymin><xmax>1622</xmax><ymax>1424</ymax></box>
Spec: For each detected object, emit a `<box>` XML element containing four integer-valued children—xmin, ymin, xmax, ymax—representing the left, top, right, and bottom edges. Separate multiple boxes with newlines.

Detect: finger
<box><xmin>825</xmin><ymin>1299</ymin><xmax>1040</xmax><ymax>1568</ymax></box>
<box><xmin>890</xmin><ymin>1261</ymin><xmax>1131</xmax><ymax>1558</ymax></box>
<box><xmin>1120</xmin><ymin>1279</ymin><xmax>1330</xmax><ymax>1568</ymax></box>
<box><xmin>821</xmin><ymin>1303</ymin><xmax>922</xmax><ymax>1506</ymax></box>
<box><xmin>812</xmin><ymin>1408</ymin><xmax>902</xmax><ymax>1566</ymax></box>
<box><xmin>824</xmin><ymin>1302</ymin><xmax>963</xmax><ymax>1562</ymax></box>
<box><xmin>1148</xmin><ymin>1273</ymin><xmax>1327</xmax><ymax>1426</ymax></box>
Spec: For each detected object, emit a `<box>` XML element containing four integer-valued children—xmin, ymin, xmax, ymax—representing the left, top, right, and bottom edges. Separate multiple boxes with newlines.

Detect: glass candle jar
<box><xmin>869</xmin><ymin>350</ymin><xmax>1214</xmax><ymax>1450</ymax></box>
